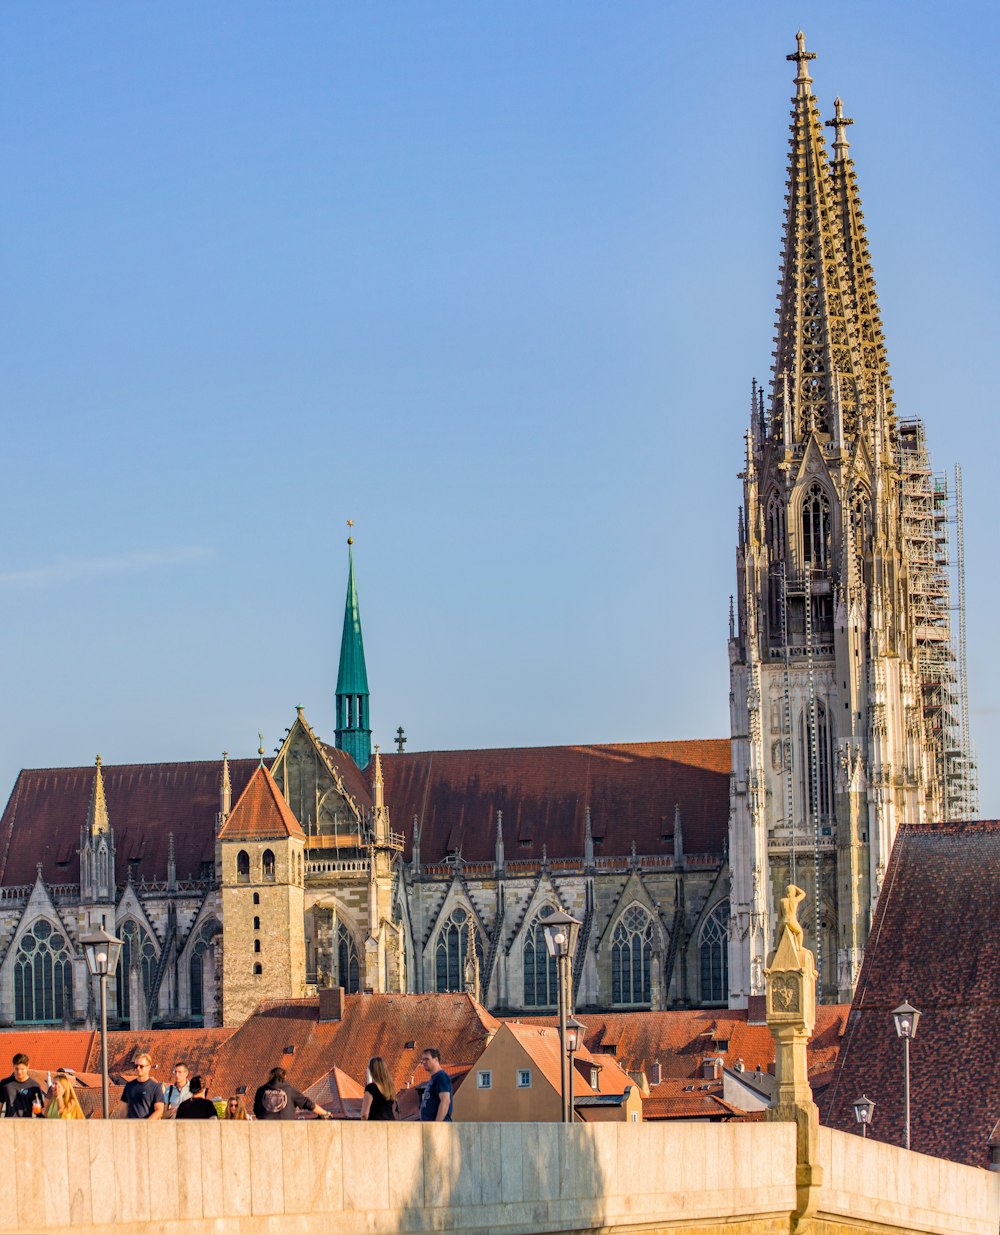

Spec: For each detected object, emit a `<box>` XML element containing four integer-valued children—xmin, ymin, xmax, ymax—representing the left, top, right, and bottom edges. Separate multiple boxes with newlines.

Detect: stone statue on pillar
<box><xmin>765</xmin><ymin>883</ymin><xmax>822</xmax><ymax>1232</ymax></box>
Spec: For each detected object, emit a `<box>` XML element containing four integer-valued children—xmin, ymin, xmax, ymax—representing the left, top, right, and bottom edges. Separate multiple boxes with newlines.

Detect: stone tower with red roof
<box><xmin>218</xmin><ymin>760</ymin><xmax>307</xmax><ymax>1026</ymax></box>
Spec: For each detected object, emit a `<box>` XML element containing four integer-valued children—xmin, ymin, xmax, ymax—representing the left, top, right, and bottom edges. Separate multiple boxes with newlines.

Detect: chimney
<box><xmin>318</xmin><ymin>987</ymin><xmax>345</xmax><ymax>1022</ymax></box>
<box><xmin>702</xmin><ymin>1056</ymin><xmax>723</xmax><ymax>1080</ymax></box>
<box><xmin>649</xmin><ymin>1061</ymin><xmax>662</xmax><ymax>1086</ymax></box>
<box><xmin>733</xmin><ymin>1058</ymin><xmax>745</xmax><ymax>1072</ymax></box>
<box><xmin>747</xmin><ymin>993</ymin><xmax>767</xmax><ymax>1025</ymax></box>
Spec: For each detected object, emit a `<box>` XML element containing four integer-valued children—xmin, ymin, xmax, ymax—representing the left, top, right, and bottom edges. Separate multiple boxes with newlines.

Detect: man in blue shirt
<box><xmin>418</xmin><ymin>1048</ymin><xmax>452</xmax><ymax>1122</ymax></box>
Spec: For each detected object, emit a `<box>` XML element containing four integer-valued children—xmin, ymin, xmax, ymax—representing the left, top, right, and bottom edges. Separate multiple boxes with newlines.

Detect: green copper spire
<box><xmin>335</xmin><ymin>532</ymin><xmax>371</xmax><ymax>768</ymax></box>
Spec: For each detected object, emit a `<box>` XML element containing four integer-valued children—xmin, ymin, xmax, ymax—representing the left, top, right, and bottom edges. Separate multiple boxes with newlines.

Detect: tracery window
<box><xmin>14</xmin><ymin>919</ymin><xmax>73</xmax><ymax>1024</ymax></box>
<box><xmin>189</xmin><ymin>920</ymin><xmax>220</xmax><ymax>1022</ymax></box>
<box><xmin>116</xmin><ymin>920</ymin><xmax>157</xmax><ymax>1022</ymax></box>
<box><xmin>435</xmin><ymin>906</ymin><xmax>483</xmax><ymax>994</ymax></box>
<box><xmin>766</xmin><ymin>492</ymin><xmax>786</xmax><ymax>559</ymax></box>
<box><xmin>801</xmin><ymin>483</ymin><xmax>832</xmax><ymax>569</ymax></box>
<box><xmin>851</xmin><ymin>493</ymin><xmax>870</xmax><ymax>571</ymax></box>
<box><xmin>338</xmin><ymin>923</ymin><xmax>361</xmax><ymax>994</ymax></box>
<box><xmin>611</xmin><ymin>905</ymin><xmax>654</xmax><ymax>1006</ymax></box>
<box><xmin>800</xmin><ymin>701</ymin><xmax>834</xmax><ymax>821</ymax></box>
<box><xmin>699</xmin><ymin>902</ymin><xmax>729</xmax><ymax>1005</ymax></box>
<box><xmin>522</xmin><ymin>905</ymin><xmax>559</xmax><ymax>1008</ymax></box>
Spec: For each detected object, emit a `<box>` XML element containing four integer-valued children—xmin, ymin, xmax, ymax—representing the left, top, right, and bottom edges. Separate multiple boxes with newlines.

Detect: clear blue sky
<box><xmin>2</xmin><ymin>2</ymin><xmax>998</xmax><ymax>816</ymax></box>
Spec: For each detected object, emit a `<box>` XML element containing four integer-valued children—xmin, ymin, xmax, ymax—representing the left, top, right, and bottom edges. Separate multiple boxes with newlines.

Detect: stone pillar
<box><xmin>765</xmin><ymin>883</ymin><xmax>822</xmax><ymax>1233</ymax></box>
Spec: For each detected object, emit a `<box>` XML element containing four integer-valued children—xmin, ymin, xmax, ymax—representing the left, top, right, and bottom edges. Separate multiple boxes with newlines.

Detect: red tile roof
<box><xmin>207</xmin><ymin>992</ymin><xmax>500</xmax><ymax>1102</ymax></box>
<box><xmin>376</xmin><ymin>740</ymin><xmax>731</xmax><ymax>861</ymax></box>
<box><xmin>518</xmin><ymin>1006</ymin><xmax>847</xmax><ymax>1080</ymax></box>
<box><xmin>218</xmin><ymin>765</ymin><xmax>305</xmax><ymax>841</ymax></box>
<box><xmin>0</xmin><ymin>1030</ymin><xmax>97</xmax><ymax>1074</ymax></box>
<box><xmin>823</xmin><ymin>820</ymin><xmax>1000</xmax><ymax>1168</ymax></box>
<box><xmin>643</xmin><ymin>1077</ymin><xmax>741</xmax><ymax>1120</ymax></box>
<box><xmin>0</xmin><ymin>759</ymin><xmax>258</xmax><ymax>886</ymax></box>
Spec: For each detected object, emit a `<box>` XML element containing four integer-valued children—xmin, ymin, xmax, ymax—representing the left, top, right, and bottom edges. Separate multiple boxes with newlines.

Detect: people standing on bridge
<box><xmin>224</xmin><ymin>1094</ymin><xmax>251</xmax><ymax>1120</ymax></box>
<box><xmin>253</xmin><ymin>1066</ymin><xmax>333</xmax><ymax>1120</ymax></box>
<box><xmin>44</xmin><ymin>1072</ymin><xmax>85</xmax><ymax>1119</ymax></box>
<box><xmin>163</xmin><ymin>1061</ymin><xmax>192</xmax><ymax>1114</ymax></box>
<box><xmin>175</xmin><ymin>1076</ymin><xmax>217</xmax><ymax>1119</ymax></box>
<box><xmin>360</xmin><ymin>1056</ymin><xmax>397</xmax><ymax>1120</ymax></box>
<box><xmin>122</xmin><ymin>1054</ymin><xmax>165</xmax><ymax>1120</ymax></box>
<box><xmin>418</xmin><ymin>1048</ymin><xmax>452</xmax><ymax>1122</ymax></box>
<box><xmin>0</xmin><ymin>1053</ymin><xmax>45</xmax><ymax>1118</ymax></box>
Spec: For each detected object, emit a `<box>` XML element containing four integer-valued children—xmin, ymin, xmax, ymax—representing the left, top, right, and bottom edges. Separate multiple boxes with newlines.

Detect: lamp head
<box><xmin>852</xmin><ymin>1093</ymin><xmax>875</xmax><ymax>1125</ymax></box>
<box><xmin>892</xmin><ymin>1000</ymin><xmax>921</xmax><ymax>1040</ymax></box>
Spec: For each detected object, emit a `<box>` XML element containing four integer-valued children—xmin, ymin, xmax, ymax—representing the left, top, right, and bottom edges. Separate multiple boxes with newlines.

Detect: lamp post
<box><xmin>852</xmin><ymin>1093</ymin><xmax>875</xmax><ymax>1139</ymax></box>
<box><xmin>566</xmin><ymin>1015</ymin><xmax>586</xmax><ymax>1125</ymax></box>
<box><xmin>81</xmin><ymin>927</ymin><xmax>123</xmax><ymax>1119</ymax></box>
<box><xmin>892</xmin><ymin>1000</ymin><xmax>921</xmax><ymax>1151</ymax></box>
<box><xmin>542</xmin><ymin>910</ymin><xmax>582</xmax><ymax>1123</ymax></box>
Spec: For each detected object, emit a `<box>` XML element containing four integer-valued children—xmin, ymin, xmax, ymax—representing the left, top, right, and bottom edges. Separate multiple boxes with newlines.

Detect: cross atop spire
<box><xmin>787</xmin><ymin>30</ymin><xmax>816</xmax><ymax>94</ymax></box>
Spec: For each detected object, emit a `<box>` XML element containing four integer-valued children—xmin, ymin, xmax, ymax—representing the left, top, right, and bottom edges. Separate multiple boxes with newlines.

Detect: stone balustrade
<box><xmin>0</xmin><ymin>1118</ymin><xmax>995</xmax><ymax>1235</ymax></box>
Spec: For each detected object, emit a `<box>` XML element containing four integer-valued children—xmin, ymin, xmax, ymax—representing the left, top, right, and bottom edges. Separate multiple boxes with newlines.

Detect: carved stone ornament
<box><xmin>771</xmin><ymin>972</ymin><xmax>801</xmax><ymax>1013</ymax></box>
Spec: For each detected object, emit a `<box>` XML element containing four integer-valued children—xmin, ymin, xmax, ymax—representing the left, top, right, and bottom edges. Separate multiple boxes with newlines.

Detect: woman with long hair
<box><xmin>45</xmin><ymin>1072</ymin><xmax>85</xmax><ymax>1120</ymax></box>
<box><xmin>224</xmin><ymin>1094</ymin><xmax>251</xmax><ymax>1120</ymax></box>
<box><xmin>360</xmin><ymin>1056</ymin><xmax>396</xmax><ymax>1120</ymax></box>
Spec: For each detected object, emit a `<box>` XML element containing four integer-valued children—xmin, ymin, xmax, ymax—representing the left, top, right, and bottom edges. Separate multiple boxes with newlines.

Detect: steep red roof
<box><xmin>0</xmin><ymin>759</ymin><xmax>258</xmax><ymax>886</ymax></box>
<box><xmin>823</xmin><ymin>820</ymin><xmax>1000</xmax><ymax>1167</ymax></box>
<box><xmin>519</xmin><ymin>1005</ymin><xmax>847</xmax><ymax>1080</ymax></box>
<box><xmin>208</xmin><ymin>992</ymin><xmax>500</xmax><ymax>1101</ymax></box>
<box><xmin>376</xmin><ymin>740</ymin><xmax>731</xmax><ymax>862</ymax></box>
<box><xmin>0</xmin><ymin>1030</ymin><xmax>97</xmax><ymax>1074</ymax></box>
<box><xmin>218</xmin><ymin>764</ymin><xmax>305</xmax><ymax>841</ymax></box>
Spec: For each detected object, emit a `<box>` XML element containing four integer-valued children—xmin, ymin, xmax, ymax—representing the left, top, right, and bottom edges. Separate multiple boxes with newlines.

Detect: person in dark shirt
<box><xmin>252</xmin><ymin>1066</ymin><xmax>333</xmax><ymax>1121</ymax></box>
<box><xmin>175</xmin><ymin>1075</ymin><xmax>218</xmax><ymax>1119</ymax></box>
<box><xmin>360</xmin><ymin>1056</ymin><xmax>396</xmax><ymax>1121</ymax></box>
<box><xmin>418</xmin><ymin>1048</ymin><xmax>452</xmax><ymax>1122</ymax></box>
<box><xmin>0</xmin><ymin>1053</ymin><xmax>45</xmax><ymax>1118</ymax></box>
<box><xmin>121</xmin><ymin>1054</ymin><xmax>166</xmax><ymax>1120</ymax></box>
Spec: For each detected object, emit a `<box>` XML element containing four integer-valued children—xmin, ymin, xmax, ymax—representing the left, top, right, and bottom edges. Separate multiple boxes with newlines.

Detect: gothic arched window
<box><xmin>800</xmin><ymin>701</ymin><xmax>834</xmax><ymax>821</ymax></box>
<box><xmin>851</xmin><ymin>493</ymin><xmax>870</xmax><ymax>572</ymax></box>
<box><xmin>262</xmin><ymin>850</ymin><xmax>275</xmax><ymax>882</ymax></box>
<box><xmin>338</xmin><ymin>923</ymin><xmax>361</xmax><ymax>994</ymax></box>
<box><xmin>801</xmin><ymin>483</ymin><xmax>832</xmax><ymax>569</ymax></box>
<box><xmin>766</xmin><ymin>492</ymin><xmax>786</xmax><ymax>559</ymax></box>
<box><xmin>699</xmin><ymin>902</ymin><xmax>729</xmax><ymax>1005</ymax></box>
<box><xmin>236</xmin><ymin>850</ymin><xmax>250</xmax><ymax>884</ymax></box>
<box><xmin>611</xmin><ymin>904</ymin><xmax>654</xmax><ymax>1006</ymax></box>
<box><xmin>14</xmin><ymin>919</ymin><xmax>73</xmax><ymax>1024</ymax></box>
<box><xmin>189</xmin><ymin>920</ymin><xmax>220</xmax><ymax>1022</ymax></box>
<box><xmin>522</xmin><ymin>905</ymin><xmax>559</xmax><ymax>1008</ymax></box>
<box><xmin>435</xmin><ymin>906</ymin><xmax>483</xmax><ymax>994</ymax></box>
<box><xmin>116</xmin><ymin>920</ymin><xmax>157</xmax><ymax>1022</ymax></box>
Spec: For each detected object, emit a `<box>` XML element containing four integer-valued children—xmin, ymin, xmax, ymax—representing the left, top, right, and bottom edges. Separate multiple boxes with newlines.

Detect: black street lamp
<box><xmin>566</xmin><ymin>1015</ymin><xmax>586</xmax><ymax>1124</ymax></box>
<box><xmin>542</xmin><ymin>910</ymin><xmax>582</xmax><ymax>1123</ymax></box>
<box><xmin>81</xmin><ymin>927</ymin><xmax>123</xmax><ymax>1119</ymax></box>
<box><xmin>852</xmin><ymin>1093</ymin><xmax>876</xmax><ymax>1139</ymax></box>
<box><xmin>892</xmin><ymin>1000</ymin><xmax>921</xmax><ymax>1151</ymax></box>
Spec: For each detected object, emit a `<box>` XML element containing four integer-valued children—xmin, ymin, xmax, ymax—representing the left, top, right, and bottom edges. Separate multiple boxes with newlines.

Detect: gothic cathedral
<box><xmin>727</xmin><ymin>34</ymin><xmax>972</xmax><ymax>1007</ymax></box>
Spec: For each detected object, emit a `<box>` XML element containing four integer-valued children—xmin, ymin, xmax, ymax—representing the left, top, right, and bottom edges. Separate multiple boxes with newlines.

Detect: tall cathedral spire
<box><xmin>772</xmin><ymin>32</ymin><xmax>862</xmax><ymax>444</ymax></box>
<box><xmin>826</xmin><ymin>96</ymin><xmax>895</xmax><ymax>428</ymax></box>
<box><xmin>335</xmin><ymin>533</ymin><xmax>371</xmax><ymax>769</ymax></box>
